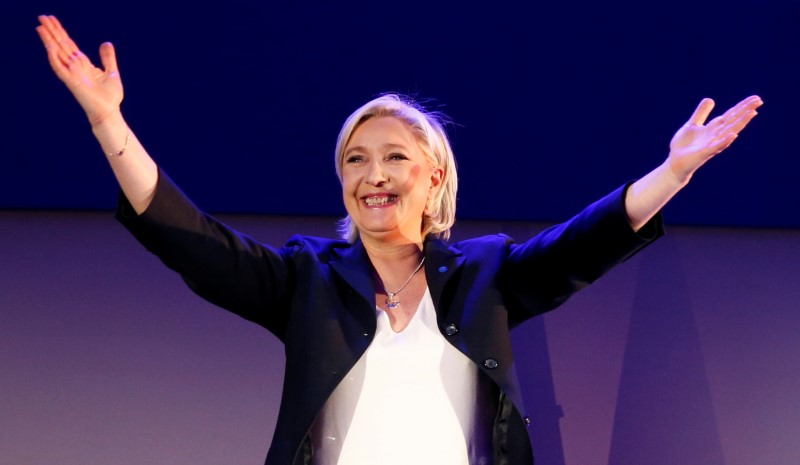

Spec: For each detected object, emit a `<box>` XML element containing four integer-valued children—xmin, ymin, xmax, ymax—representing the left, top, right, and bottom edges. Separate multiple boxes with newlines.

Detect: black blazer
<box><xmin>117</xmin><ymin>169</ymin><xmax>663</xmax><ymax>465</ymax></box>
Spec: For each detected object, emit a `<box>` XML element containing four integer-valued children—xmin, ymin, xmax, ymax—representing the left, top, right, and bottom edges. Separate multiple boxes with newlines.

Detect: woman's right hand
<box><xmin>36</xmin><ymin>15</ymin><xmax>123</xmax><ymax>127</ymax></box>
<box><xmin>37</xmin><ymin>14</ymin><xmax>158</xmax><ymax>214</ymax></box>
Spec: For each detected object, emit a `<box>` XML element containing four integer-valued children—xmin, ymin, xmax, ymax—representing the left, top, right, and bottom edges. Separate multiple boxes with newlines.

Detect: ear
<box><xmin>429</xmin><ymin>166</ymin><xmax>444</xmax><ymax>195</ymax></box>
<box><xmin>425</xmin><ymin>167</ymin><xmax>445</xmax><ymax>216</ymax></box>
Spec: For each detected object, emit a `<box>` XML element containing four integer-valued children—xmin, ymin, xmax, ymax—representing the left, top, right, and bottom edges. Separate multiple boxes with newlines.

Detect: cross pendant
<box><xmin>386</xmin><ymin>293</ymin><xmax>400</xmax><ymax>309</ymax></box>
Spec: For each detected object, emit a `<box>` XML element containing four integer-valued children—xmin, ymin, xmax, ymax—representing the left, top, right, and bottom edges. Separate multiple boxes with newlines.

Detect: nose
<box><xmin>365</xmin><ymin>160</ymin><xmax>387</xmax><ymax>186</ymax></box>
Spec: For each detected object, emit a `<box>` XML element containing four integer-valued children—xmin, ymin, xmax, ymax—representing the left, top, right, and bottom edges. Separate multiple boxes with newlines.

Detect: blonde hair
<box><xmin>335</xmin><ymin>94</ymin><xmax>458</xmax><ymax>243</ymax></box>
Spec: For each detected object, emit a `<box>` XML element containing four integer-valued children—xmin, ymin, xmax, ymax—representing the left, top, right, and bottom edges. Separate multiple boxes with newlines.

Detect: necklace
<box><xmin>382</xmin><ymin>256</ymin><xmax>426</xmax><ymax>310</ymax></box>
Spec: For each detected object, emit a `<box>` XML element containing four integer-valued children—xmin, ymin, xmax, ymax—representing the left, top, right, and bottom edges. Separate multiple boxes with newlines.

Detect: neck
<box><xmin>360</xmin><ymin>233</ymin><xmax>424</xmax><ymax>264</ymax></box>
<box><xmin>360</xmin><ymin>234</ymin><xmax>426</xmax><ymax>294</ymax></box>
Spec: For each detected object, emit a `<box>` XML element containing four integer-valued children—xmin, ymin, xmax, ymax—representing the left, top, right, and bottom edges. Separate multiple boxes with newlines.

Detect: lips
<box><xmin>363</xmin><ymin>194</ymin><xmax>398</xmax><ymax>207</ymax></box>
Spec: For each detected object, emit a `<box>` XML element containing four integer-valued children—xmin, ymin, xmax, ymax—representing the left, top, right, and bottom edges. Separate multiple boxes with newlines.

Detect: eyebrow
<box><xmin>344</xmin><ymin>143</ymin><xmax>410</xmax><ymax>156</ymax></box>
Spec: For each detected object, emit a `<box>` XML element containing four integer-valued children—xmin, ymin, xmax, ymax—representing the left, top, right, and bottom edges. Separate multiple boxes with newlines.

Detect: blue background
<box><xmin>6</xmin><ymin>0</ymin><xmax>797</xmax><ymax>226</ymax></box>
<box><xmin>4</xmin><ymin>3</ymin><xmax>800</xmax><ymax>465</ymax></box>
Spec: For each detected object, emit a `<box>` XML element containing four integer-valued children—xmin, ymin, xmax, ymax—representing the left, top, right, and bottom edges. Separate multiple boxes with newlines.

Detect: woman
<box><xmin>36</xmin><ymin>14</ymin><xmax>762</xmax><ymax>465</ymax></box>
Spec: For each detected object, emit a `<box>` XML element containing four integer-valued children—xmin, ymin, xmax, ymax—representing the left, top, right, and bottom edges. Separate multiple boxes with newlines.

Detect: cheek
<box><xmin>340</xmin><ymin>171</ymin><xmax>358</xmax><ymax>195</ymax></box>
<box><xmin>340</xmin><ymin>175</ymin><xmax>357</xmax><ymax>213</ymax></box>
<box><xmin>341</xmin><ymin>183</ymin><xmax>358</xmax><ymax>217</ymax></box>
<box><xmin>398</xmin><ymin>165</ymin><xmax>424</xmax><ymax>190</ymax></box>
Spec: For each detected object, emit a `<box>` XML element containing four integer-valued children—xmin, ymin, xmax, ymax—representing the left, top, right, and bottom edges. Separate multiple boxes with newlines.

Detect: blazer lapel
<box><xmin>330</xmin><ymin>237</ymin><xmax>465</xmax><ymax>320</ymax></box>
<box><xmin>424</xmin><ymin>237</ymin><xmax>465</xmax><ymax>319</ymax></box>
<box><xmin>330</xmin><ymin>239</ymin><xmax>376</xmax><ymax>310</ymax></box>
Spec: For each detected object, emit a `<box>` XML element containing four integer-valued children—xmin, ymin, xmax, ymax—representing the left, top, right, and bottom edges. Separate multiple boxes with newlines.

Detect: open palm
<box><xmin>668</xmin><ymin>95</ymin><xmax>762</xmax><ymax>182</ymax></box>
<box><xmin>36</xmin><ymin>15</ymin><xmax>123</xmax><ymax>126</ymax></box>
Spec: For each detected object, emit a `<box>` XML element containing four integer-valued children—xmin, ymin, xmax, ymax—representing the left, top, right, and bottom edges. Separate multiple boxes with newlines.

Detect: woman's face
<box><xmin>341</xmin><ymin>116</ymin><xmax>443</xmax><ymax>243</ymax></box>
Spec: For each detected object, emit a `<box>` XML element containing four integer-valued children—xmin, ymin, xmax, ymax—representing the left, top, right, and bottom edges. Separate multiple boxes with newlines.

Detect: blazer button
<box><xmin>483</xmin><ymin>358</ymin><xmax>499</xmax><ymax>369</ymax></box>
<box><xmin>438</xmin><ymin>266</ymin><xmax>448</xmax><ymax>273</ymax></box>
<box><xmin>523</xmin><ymin>415</ymin><xmax>532</xmax><ymax>427</ymax></box>
<box><xmin>444</xmin><ymin>324</ymin><xmax>459</xmax><ymax>336</ymax></box>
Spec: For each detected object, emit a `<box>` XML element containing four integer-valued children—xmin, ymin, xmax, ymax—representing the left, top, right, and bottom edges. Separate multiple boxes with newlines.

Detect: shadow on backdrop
<box><xmin>513</xmin><ymin>316</ymin><xmax>566</xmax><ymax>465</ymax></box>
<box><xmin>609</xmin><ymin>237</ymin><xmax>724</xmax><ymax>465</ymax></box>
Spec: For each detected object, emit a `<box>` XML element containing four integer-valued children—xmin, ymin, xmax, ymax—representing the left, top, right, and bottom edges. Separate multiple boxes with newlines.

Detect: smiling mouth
<box><xmin>364</xmin><ymin>195</ymin><xmax>398</xmax><ymax>207</ymax></box>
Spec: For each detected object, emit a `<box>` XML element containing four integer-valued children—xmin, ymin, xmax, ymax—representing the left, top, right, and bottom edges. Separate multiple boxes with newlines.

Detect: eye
<box><xmin>345</xmin><ymin>155</ymin><xmax>364</xmax><ymax>164</ymax></box>
<box><xmin>388</xmin><ymin>152</ymin><xmax>408</xmax><ymax>161</ymax></box>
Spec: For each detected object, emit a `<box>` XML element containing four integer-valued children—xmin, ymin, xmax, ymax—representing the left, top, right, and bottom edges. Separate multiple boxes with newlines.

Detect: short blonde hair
<box><xmin>335</xmin><ymin>94</ymin><xmax>458</xmax><ymax>243</ymax></box>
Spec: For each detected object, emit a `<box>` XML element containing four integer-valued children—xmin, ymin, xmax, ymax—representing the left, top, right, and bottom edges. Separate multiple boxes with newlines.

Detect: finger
<box><xmin>99</xmin><ymin>42</ymin><xmax>118</xmax><ymax>74</ymax></box>
<box><xmin>724</xmin><ymin>95</ymin><xmax>763</xmax><ymax>122</ymax></box>
<box><xmin>35</xmin><ymin>23</ymin><xmax>55</xmax><ymax>51</ymax></box>
<box><xmin>38</xmin><ymin>28</ymin><xmax>92</xmax><ymax>89</ymax></box>
<box><xmin>37</xmin><ymin>24</ymin><xmax>72</xmax><ymax>75</ymax></box>
<box><xmin>712</xmin><ymin>96</ymin><xmax>762</xmax><ymax>133</ymax></box>
<box><xmin>47</xmin><ymin>15</ymin><xmax>70</xmax><ymax>42</ymax></box>
<box><xmin>60</xmin><ymin>37</ymin><xmax>82</xmax><ymax>58</ymax></box>
<box><xmin>739</xmin><ymin>95</ymin><xmax>763</xmax><ymax>108</ymax></box>
<box><xmin>36</xmin><ymin>21</ymin><xmax>61</xmax><ymax>55</ymax></box>
<box><xmin>699</xmin><ymin>133</ymin><xmax>736</xmax><ymax>161</ymax></box>
<box><xmin>688</xmin><ymin>98</ymin><xmax>715</xmax><ymax>125</ymax></box>
<box><xmin>38</xmin><ymin>16</ymin><xmax>79</xmax><ymax>65</ymax></box>
<box><xmin>715</xmin><ymin>97</ymin><xmax>761</xmax><ymax>131</ymax></box>
<box><xmin>43</xmin><ymin>16</ymin><xmax>84</xmax><ymax>61</ymax></box>
<box><xmin>712</xmin><ymin>133</ymin><xmax>737</xmax><ymax>154</ymax></box>
<box><xmin>706</xmin><ymin>114</ymin><xmax>726</xmax><ymax>130</ymax></box>
<box><xmin>726</xmin><ymin>109</ymin><xmax>759</xmax><ymax>135</ymax></box>
<box><xmin>39</xmin><ymin>15</ymin><xmax>67</xmax><ymax>46</ymax></box>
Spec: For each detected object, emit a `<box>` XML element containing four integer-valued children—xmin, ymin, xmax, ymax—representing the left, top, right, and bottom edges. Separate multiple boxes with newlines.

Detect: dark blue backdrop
<box><xmin>7</xmin><ymin>0</ymin><xmax>797</xmax><ymax>227</ymax></box>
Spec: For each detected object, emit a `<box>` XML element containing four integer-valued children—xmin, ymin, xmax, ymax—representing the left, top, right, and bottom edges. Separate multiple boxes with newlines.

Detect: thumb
<box><xmin>688</xmin><ymin>98</ymin><xmax>715</xmax><ymax>126</ymax></box>
<box><xmin>98</xmin><ymin>42</ymin><xmax>118</xmax><ymax>74</ymax></box>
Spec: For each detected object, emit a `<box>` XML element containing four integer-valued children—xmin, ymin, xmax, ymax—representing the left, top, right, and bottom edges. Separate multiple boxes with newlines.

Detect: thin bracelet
<box><xmin>107</xmin><ymin>133</ymin><xmax>131</xmax><ymax>157</ymax></box>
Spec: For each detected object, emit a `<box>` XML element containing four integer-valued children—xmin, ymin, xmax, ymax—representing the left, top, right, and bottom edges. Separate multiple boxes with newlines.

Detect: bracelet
<box><xmin>107</xmin><ymin>133</ymin><xmax>131</xmax><ymax>157</ymax></box>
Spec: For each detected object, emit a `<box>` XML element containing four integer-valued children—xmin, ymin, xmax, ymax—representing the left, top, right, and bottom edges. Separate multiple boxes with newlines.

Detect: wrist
<box><xmin>89</xmin><ymin>109</ymin><xmax>124</xmax><ymax>131</ymax></box>
<box><xmin>91</xmin><ymin>112</ymin><xmax>131</xmax><ymax>158</ymax></box>
<box><xmin>662</xmin><ymin>159</ymin><xmax>692</xmax><ymax>188</ymax></box>
<box><xmin>91</xmin><ymin>111</ymin><xmax>127</xmax><ymax>137</ymax></box>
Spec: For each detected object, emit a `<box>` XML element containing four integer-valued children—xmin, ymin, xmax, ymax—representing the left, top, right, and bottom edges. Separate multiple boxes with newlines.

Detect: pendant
<box><xmin>386</xmin><ymin>293</ymin><xmax>400</xmax><ymax>309</ymax></box>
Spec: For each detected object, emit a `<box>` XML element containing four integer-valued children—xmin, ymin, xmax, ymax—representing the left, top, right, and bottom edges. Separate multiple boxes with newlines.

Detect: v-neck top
<box><xmin>310</xmin><ymin>288</ymin><xmax>494</xmax><ymax>465</ymax></box>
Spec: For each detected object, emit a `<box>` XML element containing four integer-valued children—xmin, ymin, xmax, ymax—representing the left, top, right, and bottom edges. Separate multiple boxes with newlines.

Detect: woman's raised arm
<box><xmin>625</xmin><ymin>95</ymin><xmax>763</xmax><ymax>231</ymax></box>
<box><xmin>36</xmin><ymin>15</ymin><xmax>157</xmax><ymax>214</ymax></box>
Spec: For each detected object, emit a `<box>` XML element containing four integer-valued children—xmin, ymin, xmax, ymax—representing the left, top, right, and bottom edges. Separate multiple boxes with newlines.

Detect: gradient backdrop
<box><xmin>3</xmin><ymin>1</ymin><xmax>799</xmax><ymax>464</ymax></box>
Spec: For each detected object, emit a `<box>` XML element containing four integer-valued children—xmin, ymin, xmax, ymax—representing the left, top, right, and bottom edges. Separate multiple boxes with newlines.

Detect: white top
<box><xmin>310</xmin><ymin>288</ymin><xmax>493</xmax><ymax>465</ymax></box>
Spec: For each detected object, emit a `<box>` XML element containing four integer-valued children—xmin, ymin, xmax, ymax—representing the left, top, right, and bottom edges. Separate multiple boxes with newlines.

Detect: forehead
<box><xmin>346</xmin><ymin>116</ymin><xmax>420</xmax><ymax>150</ymax></box>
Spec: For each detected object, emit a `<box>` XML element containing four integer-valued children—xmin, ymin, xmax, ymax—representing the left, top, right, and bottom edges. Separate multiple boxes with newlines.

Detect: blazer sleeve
<box><xmin>498</xmin><ymin>182</ymin><xmax>664</xmax><ymax>323</ymax></box>
<box><xmin>115</xmin><ymin>168</ymin><xmax>296</xmax><ymax>339</ymax></box>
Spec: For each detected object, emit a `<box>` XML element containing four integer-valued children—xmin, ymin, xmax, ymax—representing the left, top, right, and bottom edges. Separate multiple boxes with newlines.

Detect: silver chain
<box><xmin>383</xmin><ymin>256</ymin><xmax>426</xmax><ymax>309</ymax></box>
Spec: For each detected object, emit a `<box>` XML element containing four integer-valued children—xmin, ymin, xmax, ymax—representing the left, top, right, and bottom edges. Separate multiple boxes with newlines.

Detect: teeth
<box><xmin>365</xmin><ymin>196</ymin><xmax>395</xmax><ymax>206</ymax></box>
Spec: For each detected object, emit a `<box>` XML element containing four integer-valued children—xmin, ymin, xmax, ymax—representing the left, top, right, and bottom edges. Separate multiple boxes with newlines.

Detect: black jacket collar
<box><xmin>329</xmin><ymin>235</ymin><xmax>465</xmax><ymax>314</ymax></box>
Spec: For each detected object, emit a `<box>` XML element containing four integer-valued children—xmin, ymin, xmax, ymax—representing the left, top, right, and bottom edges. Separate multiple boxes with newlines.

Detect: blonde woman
<box><xmin>36</xmin><ymin>14</ymin><xmax>761</xmax><ymax>465</ymax></box>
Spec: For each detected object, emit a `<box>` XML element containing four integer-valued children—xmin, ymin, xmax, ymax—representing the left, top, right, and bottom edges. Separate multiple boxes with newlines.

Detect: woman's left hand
<box><xmin>668</xmin><ymin>95</ymin><xmax>763</xmax><ymax>183</ymax></box>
